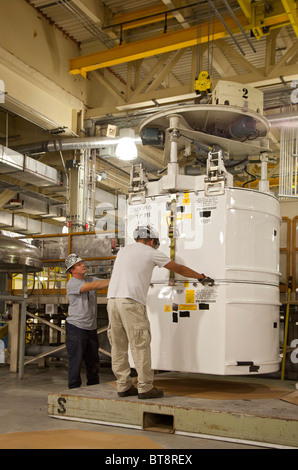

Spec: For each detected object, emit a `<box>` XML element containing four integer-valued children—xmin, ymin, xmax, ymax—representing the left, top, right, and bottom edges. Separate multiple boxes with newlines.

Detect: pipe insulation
<box><xmin>13</xmin><ymin>136</ymin><xmax>141</xmax><ymax>155</ymax></box>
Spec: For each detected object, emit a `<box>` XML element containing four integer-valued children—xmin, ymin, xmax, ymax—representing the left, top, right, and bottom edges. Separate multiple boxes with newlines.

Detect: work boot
<box><xmin>138</xmin><ymin>387</ymin><xmax>164</xmax><ymax>399</ymax></box>
<box><xmin>117</xmin><ymin>385</ymin><xmax>138</xmax><ymax>397</ymax></box>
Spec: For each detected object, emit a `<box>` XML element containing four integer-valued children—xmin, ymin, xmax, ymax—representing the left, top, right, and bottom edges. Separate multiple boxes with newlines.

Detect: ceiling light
<box><xmin>115</xmin><ymin>128</ymin><xmax>138</xmax><ymax>161</ymax></box>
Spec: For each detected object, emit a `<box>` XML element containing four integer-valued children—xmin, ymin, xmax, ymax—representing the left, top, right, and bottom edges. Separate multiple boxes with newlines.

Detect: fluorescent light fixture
<box><xmin>115</xmin><ymin>128</ymin><xmax>138</xmax><ymax>160</ymax></box>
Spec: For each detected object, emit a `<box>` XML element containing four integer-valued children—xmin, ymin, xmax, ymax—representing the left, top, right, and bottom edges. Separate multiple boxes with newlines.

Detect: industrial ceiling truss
<box><xmin>0</xmin><ymin>1</ymin><xmax>297</xmax><ymax>232</ymax></box>
<box><xmin>24</xmin><ymin>0</ymin><xmax>298</xmax><ymax>123</ymax></box>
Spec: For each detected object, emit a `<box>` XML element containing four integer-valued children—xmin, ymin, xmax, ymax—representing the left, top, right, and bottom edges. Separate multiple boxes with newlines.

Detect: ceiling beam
<box><xmin>236</xmin><ymin>0</ymin><xmax>252</xmax><ymax>20</ymax></box>
<box><xmin>0</xmin><ymin>189</ymin><xmax>17</xmax><ymax>208</ymax></box>
<box><xmin>268</xmin><ymin>41</ymin><xmax>298</xmax><ymax>77</ymax></box>
<box><xmin>71</xmin><ymin>0</ymin><xmax>106</xmax><ymax>26</ymax></box>
<box><xmin>92</xmin><ymin>70</ymin><xmax>127</xmax><ymax>104</ymax></box>
<box><xmin>69</xmin><ymin>13</ymin><xmax>250</xmax><ymax>76</ymax></box>
<box><xmin>216</xmin><ymin>39</ymin><xmax>264</xmax><ymax>77</ymax></box>
<box><xmin>69</xmin><ymin>7</ymin><xmax>294</xmax><ymax>77</ymax></box>
<box><xmin>110</xmin><ymin>5</ymin><xmax>175</xmax><ymax>31</ymax></box>
<box><xmin>265</xmin><ymin>28</ymin><xmax>280</xmax><ymax>75</ymax></box>
<box><xmin>129</xmin><ymin>52</ymin><xmax>173</xmax><ymax>100</ymax></box>
<box><xmin>140</xmin><ymin>55</ymin><xmax>182</xmax><ymax>90</ymax></box>
<box><xmin>161</xmin><ymin>0</ymin><xmax>192</xmax><ymax>28</ymax></box>
<box><xmin>210</xmin><ymin>46</ymin><xmax>237</xmax><ymax>77</ymax></box>
<box><xmin>280</xmin><ymin>0</ymin><xmax>298</xmax><ymax>38</ymax></box>
<box><xmin>85</xmin><ymin>61</ymin><xmax>298</xmax><ymax>120</ymax></box>
<box><xmin>146</xmin><ymin>49</ymin><xmax>185</xmax><ymax>93</ymax></box>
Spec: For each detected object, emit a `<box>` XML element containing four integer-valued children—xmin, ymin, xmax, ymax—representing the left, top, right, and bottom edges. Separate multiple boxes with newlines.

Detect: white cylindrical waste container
<box><xmin>126</xmin><ymin>187</ymin><xmax>280</xmax><ymax>375</ymax></box>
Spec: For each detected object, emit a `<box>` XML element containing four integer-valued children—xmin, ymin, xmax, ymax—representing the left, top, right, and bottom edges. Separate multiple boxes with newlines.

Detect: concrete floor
<box><xmin>0</xmin><ymin>359</ymin><xmax>296</xmax><ymax>450</ymax></box>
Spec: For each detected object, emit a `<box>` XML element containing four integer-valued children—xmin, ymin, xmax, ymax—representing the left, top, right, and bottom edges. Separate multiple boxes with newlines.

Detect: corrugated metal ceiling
<box><xmin>24</xmin><ymin>1</ymin><xmax>298</xmax><ymax>112</ymax></box>
<box><xmin>27</xmin><ymin>0</ymin><xmax>244</xmax><ymax>46</ymax></box>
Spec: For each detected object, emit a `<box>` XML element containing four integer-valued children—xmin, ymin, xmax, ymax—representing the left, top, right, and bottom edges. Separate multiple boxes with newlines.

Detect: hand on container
<box><xmin>199</xmin><ymin>274</ymin><xmax>214</xmax><ymax>286</ymax></box>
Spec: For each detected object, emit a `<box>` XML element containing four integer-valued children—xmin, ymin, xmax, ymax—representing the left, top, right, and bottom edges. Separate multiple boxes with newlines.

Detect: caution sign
<box><xmin>185</xmin><ymin>290</ymin><xmax>195</xmax><ymax>303</ymax></box>
<box><xmin>179</xmin><ymin>304</ymin><xmax>197</xmax><ymax>310</ymax></box>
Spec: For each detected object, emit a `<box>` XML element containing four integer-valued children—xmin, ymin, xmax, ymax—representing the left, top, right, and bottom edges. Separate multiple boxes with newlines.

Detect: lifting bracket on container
<box><xmin>128</xmin><ymin>164</ymin><xmax>148</xmax><ymax>205</ymax></box>
<box><xmin>168</xmin><ymin>197</ymin><xmax>176</xmax><ymax>286</ymax></box>
<box><xmin>204</xmin><ymin>149</ymin><xmax>228</xmax><ymax>196</ymax></box>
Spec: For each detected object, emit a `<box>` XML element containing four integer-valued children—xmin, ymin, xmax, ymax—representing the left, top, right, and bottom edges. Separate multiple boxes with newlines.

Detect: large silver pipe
<box><xmin>13</xmin><ymin>136</ymin><xmax>141</xmax><ymax>156</ymax></box>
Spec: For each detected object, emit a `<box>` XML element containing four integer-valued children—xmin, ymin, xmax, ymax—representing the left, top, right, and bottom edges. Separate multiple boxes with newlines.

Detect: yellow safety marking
<box><xmin>186</xmin><ymin>290</ymin><xmax>195</xmax><ymax>303</ymax></box>
<box><xmin>179</xmin><ymin>304</ymin><xmax>197</xmax><ymax>310</ymax></box>
<box><xmin>176</xmin><ymin>213</ymin><xmax>192</xmax><ymax>220</ymax></box>
<box><xmin>164</xmin><ymin>305</ymin><xmax>171</xmax><ymax>312</ymax></box>
<box><xmin>183</xmin><ymin>192</ymin><xmax>190</xmax><ymax>204</ymax></box>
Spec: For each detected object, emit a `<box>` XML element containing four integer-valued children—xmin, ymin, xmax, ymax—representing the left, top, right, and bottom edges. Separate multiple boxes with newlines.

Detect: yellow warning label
<box><xmin>183</xmin><ymin>192</ymin><xmax>190</xmax><ymax>204</ymax></box>
<box><xmin>184</xmin><ymin>281</ymin><xmax>189</xmax><ymax>287</ymax></box>
<box><xmin>164</xmin><ymin>305</ymin><xmax>171</xmax><ymax>312</ymax></box>
<box><xmin>176</xmin><ymin>213</ymin><xmax>192</xmax><ymax>221</ymax></box>
<box><xmin>179</xmin><ymin>304</ymin><xmax>197</xmax><ymax>310</ymax></box>
<box><xmin>186</xmin><ymin>290</ymin><xmax>195</xmax><ymax>303</ymax></box>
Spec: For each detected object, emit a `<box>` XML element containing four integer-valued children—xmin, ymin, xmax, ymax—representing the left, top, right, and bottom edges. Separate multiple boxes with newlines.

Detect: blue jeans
<box><xmin>66</xmin><ymin>322</ymin><xmax>100</xmax><ymax>389</ymax></box>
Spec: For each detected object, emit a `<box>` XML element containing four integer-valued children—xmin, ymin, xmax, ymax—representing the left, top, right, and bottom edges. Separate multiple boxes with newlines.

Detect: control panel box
<box><xmin>212</xmin><ymin>80</ymin><xmax>263</xmax><ymax>114</ymax></box>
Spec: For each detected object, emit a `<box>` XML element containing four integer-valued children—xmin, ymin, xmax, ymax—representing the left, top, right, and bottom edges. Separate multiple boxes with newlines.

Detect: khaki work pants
<box><xmin>107</xmin><ymin>298</ymin><xmax>154</xmax><ymax>394</ymax></box>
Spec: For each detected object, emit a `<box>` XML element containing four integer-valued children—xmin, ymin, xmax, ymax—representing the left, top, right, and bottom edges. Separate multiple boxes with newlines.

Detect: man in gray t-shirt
<box><xmin>65</xmin><ymin>254</ymin><xmax>109</xmax><ymax>389</ymax></box>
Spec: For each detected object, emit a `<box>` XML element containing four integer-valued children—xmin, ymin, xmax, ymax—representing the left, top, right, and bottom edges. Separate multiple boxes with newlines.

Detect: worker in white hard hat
<box><xmin>65</xmin><ymin>253</ymin><xmax>109</xmax><ymax>389</ymax></box>
<box><xmin>107</xmin><ymin>225</ymin><xmax>214</xmax><ymax>399</ymax></box>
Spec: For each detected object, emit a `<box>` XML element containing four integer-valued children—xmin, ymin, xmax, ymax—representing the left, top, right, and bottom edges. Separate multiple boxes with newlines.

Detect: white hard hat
<box><xmin>133</xmin><ymin>225</ymin><xmax>160</xmax><ymax>248</ymax></box>
<box><xmin>65</xmin><ymin>253</ymin><xmax>84</xmax><ymax>272</ymax></box>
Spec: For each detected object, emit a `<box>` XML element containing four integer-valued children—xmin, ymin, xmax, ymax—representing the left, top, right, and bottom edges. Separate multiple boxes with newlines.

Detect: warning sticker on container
<box><xmin>195</xmin><ymin>195</ymin><xmax>219</xmax><ymax>211</ymax></box>
<box><xmin>183</xmin><ymin>192</ymin><xmax>190</xmax><ymax>204</ymax></box>
<box><xmin>179</xmin><ymin>304</ymin><xmax>197</xmax><ymax>310</ymax></box>
<box><xmin>176</xmin><ymin>213</ymin><xmax>192</xmax><ymax>221</ymax></box>
<box><xmin>195</xmin><ymin>288</ymin><xmax>217</xmax><ymax>302</ymax></box>
<box><xmin>185</xmin><ymin>290</ymin><xmax>195</xmax><ymax>303</ymax></box>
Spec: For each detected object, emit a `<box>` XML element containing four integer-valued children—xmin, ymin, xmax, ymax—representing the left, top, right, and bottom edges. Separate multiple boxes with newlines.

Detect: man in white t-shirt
<box><xmin>107</xmin><ymin>225</ymin><xmax>213</xmax><ymax>399</ymax></box>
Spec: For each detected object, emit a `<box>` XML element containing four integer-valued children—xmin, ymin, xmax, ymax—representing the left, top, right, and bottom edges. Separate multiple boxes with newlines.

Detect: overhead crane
<box><xmin>69</xmin><ymin>1</ymin><xmax>298</xmax><ymax>78</ymax></box>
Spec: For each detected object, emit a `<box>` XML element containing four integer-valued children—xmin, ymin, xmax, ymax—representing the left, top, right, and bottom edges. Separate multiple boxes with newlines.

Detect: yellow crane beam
<box><xmin>111</xmin><ymin>5</ymin><xmax>175</xmax><ymax>31</ymax></box>
<box><xmin>69</xmin><ymin>13</ymin><xmax>248</xmax><ymax>77</ymax></box>
<box><xmin>236</xmin><ymin>0</ymin><xmax>252</xmax><ymax>19</ymax></box>
<box><xmin>69</xmin><ymin>9</ymin><xmax>291</xmax><ymax>77</ymax></box>
<box><xmin>237</xmin><ymin>0</ymin><xmax>298</xmax><ymax>38</ymax></box>
<box><xmin>281</xmin><ymin>0</ymin><xmax>298</xmax><ymax>38</ymax></box>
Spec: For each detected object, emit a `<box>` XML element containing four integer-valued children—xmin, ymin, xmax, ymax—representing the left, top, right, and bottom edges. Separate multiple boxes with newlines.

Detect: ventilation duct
<box><xmin>0</xmin><ymin>211</ymin><xmax>62</xmax><ymax>235</ymax></box>
<box><xmin>12</xmin><ymin>136</ymin><xmax>141</xmax><ymax>155</ymax></box>
<box><xmin>0</xmin><ymin>145</ymin><xmax>64</xmax><ymax>188</ymax></box>
<box><xmin>3</xmin><ymin>194</ymin><xmax>63</xmax><ymax>219</ymax></box>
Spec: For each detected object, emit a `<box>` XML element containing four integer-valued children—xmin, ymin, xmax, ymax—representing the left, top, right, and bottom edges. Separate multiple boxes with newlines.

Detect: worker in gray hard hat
<box><xmin>107</xmin><ymin>225</ymin><xmax>214</xmax><ymax>400</ymax></box>
<box><xmin>65</xmin><ymin>253</ymin><xmax>109</xmax><ymax>389</ymax></box>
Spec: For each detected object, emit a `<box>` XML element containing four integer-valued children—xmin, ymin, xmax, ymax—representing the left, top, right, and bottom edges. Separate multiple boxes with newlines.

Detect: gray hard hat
<box><xmin>133</xmin><ymin>225</ymin><xmax>160</xmax><ymax>248</ymax></box>
<box><xmin>65</xmin><ymin>253</ymin><xmax>84</xmax><ymax>272</ymax></box>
